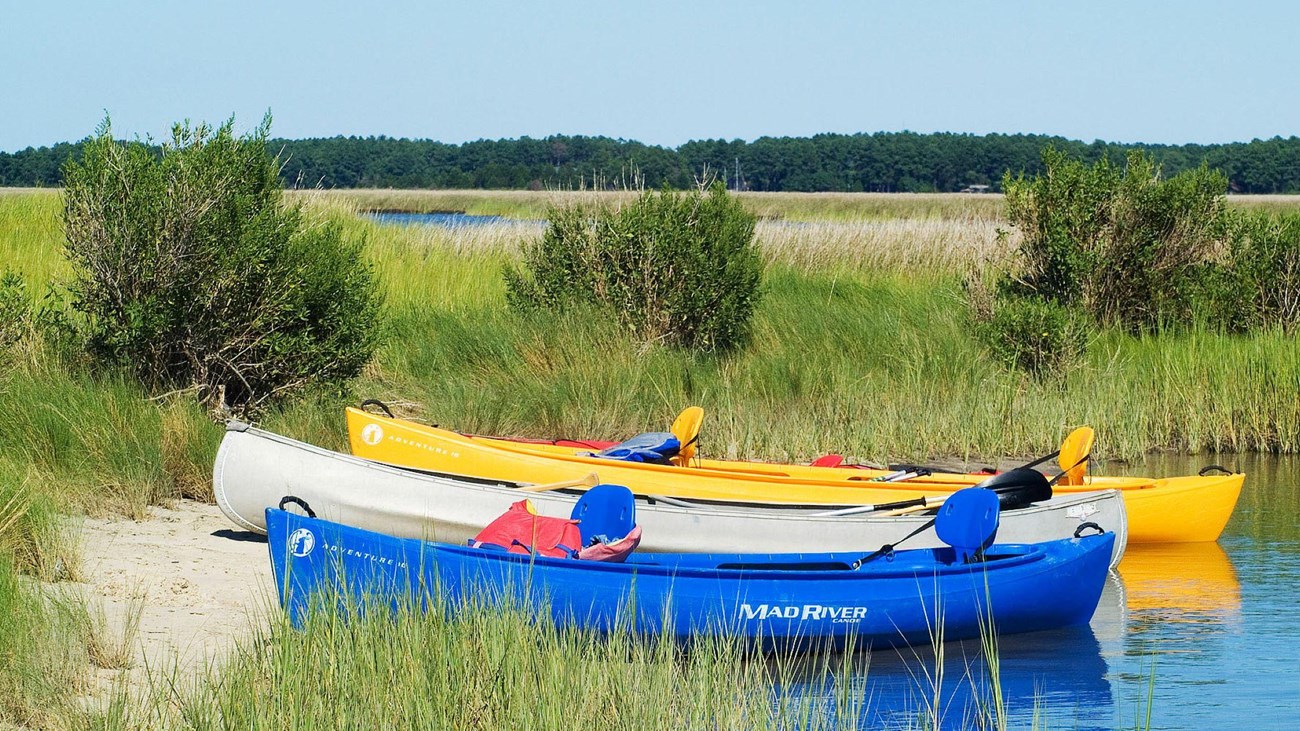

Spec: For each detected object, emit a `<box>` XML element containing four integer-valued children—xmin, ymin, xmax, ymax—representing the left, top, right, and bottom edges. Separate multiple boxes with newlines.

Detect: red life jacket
<box><xmin>470</xmin><ymin>500</ymin><xmax>583</xmax><ymax>559</ymax></box>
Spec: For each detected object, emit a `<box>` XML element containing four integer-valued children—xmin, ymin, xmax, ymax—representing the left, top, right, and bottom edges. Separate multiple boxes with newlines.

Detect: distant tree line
<box><xmin>4</xmin><ymin>131</ymin><xmax>1300</xmax><ymax>193</ymax></box>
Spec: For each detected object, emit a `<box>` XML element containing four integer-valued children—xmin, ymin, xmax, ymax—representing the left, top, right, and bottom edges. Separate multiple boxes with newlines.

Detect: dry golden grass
<box><xmin>755</xmin><ymin>217</ymin><xmax>1012</xmax><ymax>273</ymax></box>
<box><xmin>291</xmin><ymin>188</ymin><xmax>1009</xmax><ymax>222</ymax></box>
<box><xmin>737</xmin><ymin>191</ymin><xmax>1006</xmax><ymax>221</ymax></box>
<box><xmin>355</xmin><ymin>214</ymin><xmax>1011</xmax><ymax>276</ymax></box>
<box><xmin>1226</xmin><ymin>194</ymin><xmax>1300</xmax><ymax>213</ymax></box>
<box><xmin>334</xmin><ymin>191</ymin><xmax>1014</xmax><ymax>276</ymax></box>
<box><xmin>289</xmin><ymin>188</ymin><xmax>626</xmax><ymax>220</ymax></box>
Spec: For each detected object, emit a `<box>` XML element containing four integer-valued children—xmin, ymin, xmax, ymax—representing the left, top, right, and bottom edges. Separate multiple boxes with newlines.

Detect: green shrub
<box><xmin>1232</xmin><ymin>211</ymin><xmax>1300</xmax><ymax>329</ymax></box>
<box><xmin>61</xmin><ymin>116</ymin><xmax>382</xmax><ymax>412</ymax></box>
<box><xmin>1003</xmin><ymin>147</ymin><xmax>1235</xmax><ymax>331</ymax></box>
<box><xmin>505</xmin><ymin>183</ymin><xmax>762</xmax><ymax>352</ymax></box>
<box><xmin>978</xmin><ymin>298</ymin><xmax>1086</xmax><ymax>379</ymax></box>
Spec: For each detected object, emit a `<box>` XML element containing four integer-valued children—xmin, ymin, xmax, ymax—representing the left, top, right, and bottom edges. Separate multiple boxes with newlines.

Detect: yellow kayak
<box><xmin>345</xmin><ymin>407</ymin><xmax>1243</xmax><ymax>543</ymax></box>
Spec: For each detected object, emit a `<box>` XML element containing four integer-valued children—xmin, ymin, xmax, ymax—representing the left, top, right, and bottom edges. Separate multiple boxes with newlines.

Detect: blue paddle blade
<box><xmin>935</xmin><ymin>487</ymin><xmax>1001</xmax><ymax>563</ymax></box>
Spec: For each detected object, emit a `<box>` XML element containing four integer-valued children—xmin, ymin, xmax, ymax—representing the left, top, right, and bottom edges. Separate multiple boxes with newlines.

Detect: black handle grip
<box><xmin>360</xmin><ymin>399</ymin><xmax>395</xmax><ymax>418</ymax></box>
<box><xmin>278</xmin><ymin>495</ymin><xmax>316</xmax><ymax>518</ymax></box>
<box><xmin>1074</xmin><ymin>521</ymin><xmax>1104</xmax><ymax>538</ymax></box>
<box><xmin>1198</xmin><ymin>464</ymin><xmax>1234</xmax><ymax>476</ymax></box>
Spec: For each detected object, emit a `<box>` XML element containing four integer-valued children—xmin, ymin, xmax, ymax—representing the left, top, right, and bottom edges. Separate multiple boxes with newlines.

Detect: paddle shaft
<box><xmin>810</xmin><ymin>494</ymin><xmax>935</xmax><ymax>518</ymax></box>
<box><xmin>818</xmin><ymin>475</ymin><xmax>1053</xmax><ymax>519</ymax></box>
<box><xmin>517</xmin><ymin>473</ymin><xmax>600</xmax><ymax>493</ymax></box>
<box><xmin>881</xmin><ymin>498</ymin><xmax>947</xmax><ymax>516</ymax></box>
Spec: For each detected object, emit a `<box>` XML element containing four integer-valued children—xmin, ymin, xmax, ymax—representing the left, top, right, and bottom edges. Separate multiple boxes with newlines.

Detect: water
<box><xmin>368</xmin><ymin>211</ymin><xmax>532</xmax><ymax>228</ymax></box>
<box><xmin>780</xmin><ymin>454</ymin><xmax>1299</xmax><ymax>729</ymax></box>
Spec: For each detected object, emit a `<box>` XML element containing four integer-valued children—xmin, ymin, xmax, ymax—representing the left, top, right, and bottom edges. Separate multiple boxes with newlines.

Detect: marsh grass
<box><xmin>137</xmin><ymin>590</ymin><xmax>867</xmax><ymax>731</ymax></box>
<box><xmin>1225</xmin><ymin>194</ymin><xmax>1300</xmax><ymax>213</ymax></box>
<box><xmin>0</xmin><ymin>557</ymin><xmax>95</xmax><ymax>729</ymax></box>
<box><xmin>755</xmin><ymin>217</ymin><xmax>1011</xmax><ymax>274</ymax></box>
<box><xmin>89</xmin><ymin>593</ymin><xmax>145</xmax><ymax>671</ymax></box>
<box><xmin>1</xmin><ymin>351</ymin><xmax>179</xmax><ymax>518</ymax></box>
<box><xmin>338</xmin><ymin>197</ymin><xmax>1012</xmax><ymax>277</ymax></box>
<box><xmin>0</xmin><ymin>464</ymin><xmax>98</xmax><ymax>729</ymax></box>
<box><xmin>294</xmin><ymin>188</ymin><xmax>1011</xmax><ymax>223</ymax></box>
<box><xmin>294</xmin><ymin>188</ymin><xmax>1300</xmax><ymax>223</ymax></box>
<box><xmin>121</xmin><ymin>580</ymin><xmax>1033</xmax><ymax>731</ymax></box>
<box><xmin>0</xmin><ymin>463</ymin><xmax>81</xmax><ymax>582</ymax></box>
<box><xmin>0</xmin><ymin>189</ymin><xmax>68</xmax><ymax>294</ymax></box>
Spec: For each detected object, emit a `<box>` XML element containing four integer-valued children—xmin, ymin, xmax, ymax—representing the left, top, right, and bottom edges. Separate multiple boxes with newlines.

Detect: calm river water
<box><xmin>369</xmin><ymin>211</ymin><xmax>532</xmax><ymax>227</ymax></box>
<box><xmin>784</xmin><ymin>454</ymin><xmax>1299</xmax><ymax>729</ymax></box>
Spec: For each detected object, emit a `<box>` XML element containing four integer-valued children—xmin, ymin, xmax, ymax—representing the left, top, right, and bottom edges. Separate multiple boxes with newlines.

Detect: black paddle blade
<box><xmin>974</xmin><ymin>467</ymin><xmax>1053</xmax><ymax>508</ymax></box>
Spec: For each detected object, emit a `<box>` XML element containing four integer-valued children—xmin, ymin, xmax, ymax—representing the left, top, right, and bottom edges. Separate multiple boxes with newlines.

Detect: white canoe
<box><xmin>214</xmin><ymin>422</ymin><xmax>1128</xmax><ymax>567</ymax></box>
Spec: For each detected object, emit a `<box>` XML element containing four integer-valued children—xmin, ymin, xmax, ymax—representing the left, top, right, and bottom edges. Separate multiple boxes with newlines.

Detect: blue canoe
<box><xmin>266</xmin><ymin>502</ymin><xmax>1113</xmax><ymax>649</ymax></box>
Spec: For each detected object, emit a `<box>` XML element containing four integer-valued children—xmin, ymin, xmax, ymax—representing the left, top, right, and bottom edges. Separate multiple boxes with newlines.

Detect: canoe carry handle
<box><xmin>1073</xmin><ymin>522</ymin><xmax>1104</xmax><ymax>538</ymax></box>
<box><xmin>278</xmin><ymin>495</ymin><xmax>317</xmax><ymax>518</ymax></box>
<box><xmin>360</xmin><ymin>399</ymin><xmax>395</xmax><ymax>418</ymax></box>
<box><xmin>1198</xmin><ymin>464</ymin><xmax>1234</xmax><ymax>476</ymax></box>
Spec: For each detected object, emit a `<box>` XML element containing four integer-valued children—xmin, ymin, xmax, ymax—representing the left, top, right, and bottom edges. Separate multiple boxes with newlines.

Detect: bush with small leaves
<box><xmin>1002</xmin><ymin>147</ymin><xmax>1235</xmax><ymax>332</ymax></box>
<box><xmin>61</xmin><ymin>116</ymin><xmax>382</xmax><ymax>412</ymax></box>
<box><xmin>505</xmin><ymin>183</ymin><xmax>762</xmax><ymax>352</ymax></box>
<box><xmin>1230</xmin><ymin>211</ymin><xmax>1300</xmax><ymax>330</ymax></box>
<box><xmin>978</xmin><ymin>298</ymin><xmax>1087</xmax><ymax>380</ymax></box>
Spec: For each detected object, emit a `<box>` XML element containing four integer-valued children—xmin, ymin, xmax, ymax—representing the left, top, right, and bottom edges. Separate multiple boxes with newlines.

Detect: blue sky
<box><xmin>3</xmin><ymin>1</ymin><xmax>1297</xmax><ymax>151</ymax></box>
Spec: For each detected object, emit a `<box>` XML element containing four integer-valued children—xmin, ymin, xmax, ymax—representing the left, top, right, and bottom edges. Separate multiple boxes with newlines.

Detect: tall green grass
<box><xmin>119</xmin><ymin>587</ymin><xmax>1079</xmax><ymax>731</ymax></box>
<box><xmin>0</xmin><ymin>555</ymin><xmax>96</xmax><ymax>729</ymax></box>
<box><xmin>146</xmin><ymin>600</ymin><xmax>853</xmax><ymax>730</ymax></box>
<box><xmin>0</xmin><ymin>347</ymin><xmax>222</xmax><ymax>516</ymax></box>
<box><xmin>0</xmin><ymin>190</ymin><xmax>68</xmax><ymax>295</ymax></box>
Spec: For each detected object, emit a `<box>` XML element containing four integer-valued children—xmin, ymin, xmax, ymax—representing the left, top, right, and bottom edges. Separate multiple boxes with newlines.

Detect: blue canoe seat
<box><xmin>935</xmin><ymin>487</ymin><xmax>1001</xmax><ymax>563</ymax></box>
<box><xmin>570</xmin><ymin>484</ymin><xmax>637</xmax><ymax>547</ymax></box>
<box><xmin>592</xmin><ymin>433</ymin><xmax>680</xmax><ymax>465</ymax></box>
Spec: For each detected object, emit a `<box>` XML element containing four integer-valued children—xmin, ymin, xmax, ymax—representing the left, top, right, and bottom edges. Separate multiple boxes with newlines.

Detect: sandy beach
<box><xmin>73</xmin><ymin>500</ymin><xmax>270</xmax><ymax>690</ymax></box>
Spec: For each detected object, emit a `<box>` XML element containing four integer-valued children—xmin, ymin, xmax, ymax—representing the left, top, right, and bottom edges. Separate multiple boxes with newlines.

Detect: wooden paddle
<box><xmin>516</xmin><ymin>473</ymin><xmax>601</xmax><ymax>493</ymax></box>
<box><xmin>881</xmin><ymin>498</ymin><xmax>949</xmax><ymax>516</ymax></box>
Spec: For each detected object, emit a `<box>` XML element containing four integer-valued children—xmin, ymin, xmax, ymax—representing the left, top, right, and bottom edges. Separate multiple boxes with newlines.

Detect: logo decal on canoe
<box><xmin>1066</xmin><ymin>502</ymin><xmax>1098</xmax><ymax>520</ymax></box>
<box><xmin>740</xmin><ymin>603</ymin><xmax>868</xmax><ymax>623</ymax></box>
<box><xmin>361</xmin><ymin>423</ymin><xmax>384</xmax><ymax>446</ymax></box>
<box><xmin>289</xmin><ymin>528</ymin><xmax>315</xmax><ymax>557</ymax></box>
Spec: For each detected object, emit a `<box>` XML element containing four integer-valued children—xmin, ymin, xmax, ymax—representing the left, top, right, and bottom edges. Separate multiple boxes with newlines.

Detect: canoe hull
<box><xmin>216</xmin><ymin>422</ymin><xmax>1128</xmax><ymax>567</ymax></box>
<box><xmin>345</xmin><ymin>408</ymin><xmax>1239</xmax><ymax>543</ymax></box>
<box><xmin>267</xmin><ymin>508</ymin><xmax>1115</xmax><ymax>649</ymax></box>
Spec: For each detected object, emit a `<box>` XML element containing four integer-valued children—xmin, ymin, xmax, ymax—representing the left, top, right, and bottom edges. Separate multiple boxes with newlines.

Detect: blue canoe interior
<box><xmin>266</xmin><ymin>498</ymin><xmax>1114</xmax><ymax>649</ymax></box>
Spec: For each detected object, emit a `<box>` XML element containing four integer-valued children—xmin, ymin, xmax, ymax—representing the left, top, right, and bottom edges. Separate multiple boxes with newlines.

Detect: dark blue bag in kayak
<box><xmin>592</xmin><ymin>432</ymin><xmax>681</xmax><ymax>465</ymax></box>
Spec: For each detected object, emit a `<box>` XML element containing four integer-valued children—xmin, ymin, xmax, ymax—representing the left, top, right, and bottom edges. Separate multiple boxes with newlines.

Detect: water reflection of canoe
<box><xmin>770</xmin><ymin>624</ymin><xmax>1114</xmax><ymax>730</ymax></box>
<box><xmin>1117</xmin><ymin>542</ymin><xmax>1242</xmax><ymax>616</ymax></box>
